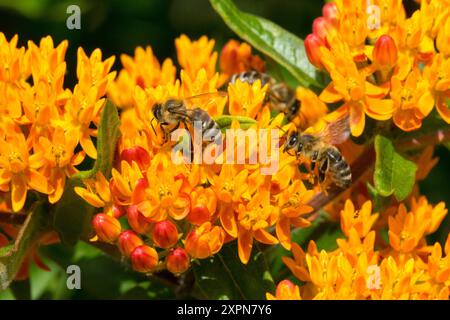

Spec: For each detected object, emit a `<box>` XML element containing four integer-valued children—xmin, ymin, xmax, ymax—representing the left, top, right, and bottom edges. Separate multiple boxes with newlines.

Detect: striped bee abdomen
<box><xmin>326</xmin><ymin>147</ymin><xmax>352</xmax><ymax>189</ymax></box>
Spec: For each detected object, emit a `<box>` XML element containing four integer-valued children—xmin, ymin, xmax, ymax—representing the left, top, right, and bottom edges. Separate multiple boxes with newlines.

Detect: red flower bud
<box><xmin>304</xmin><ymin>34</ymin><xmax>325</xmax><ymax>69</ymax></box>
<box><xmin>166</xmin><ymin>247</ymin><xmax>190</xmax><ymax>274</ymax></box>
<box><xmin>112</xmin><ymin>205</ymin><xmax>126</xmax><ymax>218</ymax></box>
<box><xmin>312</xmin><ymin>17</ymin><xmax>333</xmax><ymax>42</ymax></box>
<box><xmin>188</xmin><ymin>204</ymin><xmax>210</xmax><ymax>225</ymax></box>
<box><xmin>322</xmin><ymin>3</ymin><xmax>338</xmax><ymax>25</ymax></box>
<box><xmin>152</xmin><ymin>220</ymin><xmax>178</xmax><ymax>248</ymax></box>
<box><xmin>373</xmin><ymin>35</ymin><xmax>398</xmax><ymax>68</ymax></box>
<box><xmin>273</xmin><ymin>280</ymin><xmax>301</xmax><ymax>300</ymax></box>
<box><xmin>118</xmin><ymin>230</ymin><xmax>143</xmax><ymax>257</ymax></box>
<box><xmin>130</xmin><ymin>245</ymin><xmax>158</xmax><ymax>273</ymax></box>
<box><xmin>132</xmin><ymin>178</ymin><xmax>148</xmax><ymax>204</ymax></box>
<box><xmin>127</xmin><ymin>205</ymin><xmax>152</xmax><ymax>234</ymax></box>
<box><xmin>120</xmin><ymin>146</ymin><xmax>150</xmax><ymax>171</ymax></box>
<box><xmin>92</xmin><ymin>214</ymin><xmax>121</xmax><ymax>243</ymax></box>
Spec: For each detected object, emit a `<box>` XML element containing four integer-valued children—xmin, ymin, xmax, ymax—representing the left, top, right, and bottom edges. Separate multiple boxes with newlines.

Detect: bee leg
<box><xmin>318</xmin><ymin>157</ymin><xmax>328</xmax><ymax>188</ymax></box>
<box><xmin>310</xmin><ymin>150</ymin><xmax>319</xmax><ymax>171</ymax></box>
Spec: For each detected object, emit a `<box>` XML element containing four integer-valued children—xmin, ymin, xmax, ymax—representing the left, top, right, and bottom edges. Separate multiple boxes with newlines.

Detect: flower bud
<box><xmin>152</xmin><ymin>220</ymin><xmax>178</xmax><ymax>248</ymax></box>
<box><xmin>188</xmin><ymin>187</ymin><xmax>216</xmax><ymax>225</ymax></box>
<box><xmin>127</xmin><ymin>205</ymin><xmax>152</xmax><ymax>234</ymax></box>
<box><xmin>92</xmin><ymin>213</ymin><xmax>121</xmax><ymax>243</ymax></box>
<box><xmin>118</xmin><ymin>230</ymin><xmax>143</xmax><ymax>257</ymax></box>
<box><xmin>112</xmin><ymin>205</ymin><xmax>126</xmax><ymax>218</ymax></box>
<box><xmin>166</xmin><ymin>247</ymin><xmax>190</xmax><ymax>274</ymax></box>
<box><xmin>322</xmin><ymin>2</ymin><xmax>338</xmax><ymax>25</ymax></box>
<box><xmin>120</xmin><ymin>146</ymin><xmax>150</xmax><ymax>171</ymax></box>
<box><xmin>130</xmin><ymin>245</ymin><xmax>158</xmax><ymax>273</ymax></box>
<box><xmin>131</xmin><ymin>178</ymin><xmax>149</xmax><ymax>204</ymax></box>
<box><xmin>184</xmin><ymin>222</ymin><xmax>225</xmax><ymax>259</ymax></box>
<box><xmin>312</xmin><ymin>17</ymin><xmax>333</xmax><ymax>42</ymax></box>
<box><xmin>304</xmin><ymin>34</ymin><xmax>325</xmax><ymax>69</ymax></box>
<box><xmin>373</xmin><ymin>35</ymin><xmax>398</xmax><ymax>68</ymax></box>
<box><xmin>273</xmin><ymin>280</ymin><xmax>301</xmax><ymax>300</ymax></box>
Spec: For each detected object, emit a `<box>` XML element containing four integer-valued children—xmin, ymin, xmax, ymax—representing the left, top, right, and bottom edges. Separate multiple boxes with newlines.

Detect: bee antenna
<box><xmin>150</xmin><ymin>117</ymin><xmax>157</xmax><ymax>135</ymax></box>
<box><xmin>275</xmin><ymin>125</ymin><xmax>287</xmax><ymax>135</ymax></box>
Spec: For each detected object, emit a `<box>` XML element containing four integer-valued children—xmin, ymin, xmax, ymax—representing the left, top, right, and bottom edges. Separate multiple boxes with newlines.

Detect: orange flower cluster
<box><xmin>78</xmin><ymin>34</ymin><xmax>321</xmax><ymax>275</ymax></box>
<box><xmin>305</xmin><ymin>0</ymin><xmax>450</xmax><ymax>136</ymax></box>
<box><xmin>269</xmin><ymin>197</ymin><xmax>450</xmax><ymax>300</ymax></box>
<box><xmin>0</xmin><ymin>33</ymin><xmax>115</xmax><ymax>212</ymax></box>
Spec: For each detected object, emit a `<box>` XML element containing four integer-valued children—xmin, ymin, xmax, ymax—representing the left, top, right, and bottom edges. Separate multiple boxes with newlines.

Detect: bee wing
<box><xmin>313</xmin><ymin>110</ymin><xmax>350</xmax><ymax>145</ymax></box>
<box><xmin>183</xmin><ymin>92</ymin><xmax>228</xmax><ymax>110</ymax></box>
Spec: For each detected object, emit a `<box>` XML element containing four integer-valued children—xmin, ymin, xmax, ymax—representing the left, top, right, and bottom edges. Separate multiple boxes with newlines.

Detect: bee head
<box><xmin>284</xmin><ymin>131</ymin><xmax>300</xmax><ymax>154</ymax></box>
<box><xmin>152</xmin><ymin>103</ymin><xmax>163</xmax><ymax>122</ymax></box>
<box><xmin>286</xmin><ymin>100</ymin><xmax>301</xmax><ymax>120</ymax></box>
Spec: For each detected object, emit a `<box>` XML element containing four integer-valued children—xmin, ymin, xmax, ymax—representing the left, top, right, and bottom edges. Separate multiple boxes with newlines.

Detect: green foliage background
<box><xmin>0</xmin><ymin>0</ymin><xmax>449</xmax><ymax>300</ymax></box>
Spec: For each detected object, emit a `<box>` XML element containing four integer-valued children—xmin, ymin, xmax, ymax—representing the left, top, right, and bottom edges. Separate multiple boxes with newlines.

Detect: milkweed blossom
<box><xmin>1</xmin><ymin>0</ymin><xmax>449</xmax><ymax>301</ymax></box>
<box><xmin>0</xmin><ymin>34</ymin><xmax>115</xmax><ymax>212</ymax></box>
<box><xmin>305</xmin><ymin>0</ymin><xmax>450</xmax><ymax>135</ymax></box>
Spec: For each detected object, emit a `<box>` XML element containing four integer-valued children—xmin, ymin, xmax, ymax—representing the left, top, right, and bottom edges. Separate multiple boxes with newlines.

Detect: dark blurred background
<box><xmin>0</xmin><ymin>0</ymin><xmax>322</xmax><ymax>88</ymax></box>
<box><xmin>0</xmin><ymin>0</ymin><xmax>448</xmax><ymax>299</ymax></box>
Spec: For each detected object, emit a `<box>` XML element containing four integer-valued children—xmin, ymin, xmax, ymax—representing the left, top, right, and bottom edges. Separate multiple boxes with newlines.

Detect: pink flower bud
<box><xmin>304</xmin><ymin>34</ymin><xmax>325</xmax><ymax>69</ymax></box>
<box><xmin>312</xmin><ymin>17</ymin><xmax>333</xmax><ymax>42</ymax></box>
<box><xmin>322</xmin><ymin>2</ymin><xmax>338</xmax><ymax>25</ymax></box>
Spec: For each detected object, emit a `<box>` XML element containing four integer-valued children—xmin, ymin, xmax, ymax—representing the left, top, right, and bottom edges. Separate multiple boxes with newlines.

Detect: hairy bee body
<box><xmin>151</xmin><ymin>93</ymin><xmax>223</xmax><ymax>143</ymax></box>
<box><xmin>229</xmin><ymin>71</ymin><xmax>300</xmax><ymax>121</ymax></box>
<box><xmin>284</xmin><ymin>132</ymin><xmax>352</xmax><ymax>189</ymax></box>
<box><xmin>188</xmin><ymin>108</ymin><xmax>222</xmax><ymax>141</ymax></box>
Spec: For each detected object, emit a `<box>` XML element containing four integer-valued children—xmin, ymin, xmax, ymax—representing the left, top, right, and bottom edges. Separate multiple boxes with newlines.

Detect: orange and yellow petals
<box><xmin>266</xmin><ymin>280</ymin><xmax>302</xmax><ymax>300</ymax></box>
<box><xmin>228</xmin><ymin>79</ymin><xmax>268</xmax><ymax>118</ymax></box>
<box><xmin>108</xmin><ymin>46</ymin><xmax>176</xmax><ymax>109</ymax></box>
<box><xmin>185</xmin><ymin>222</ymin><xmax>225</xmax><ymax>259</ymax></box>
<box><xmin>340</xmin><ymin>199</ymin><xmax>378</xmax><ymax>238</ymax></box>
<box><xmin>219</xmin><ymin>39</ymin><xmax>265</xmax><ymax>79</ymax></box>
<box><xmin>175</xmin><ymin>34</ymin><xmax>217</xmax><ymax>80</ymax></box>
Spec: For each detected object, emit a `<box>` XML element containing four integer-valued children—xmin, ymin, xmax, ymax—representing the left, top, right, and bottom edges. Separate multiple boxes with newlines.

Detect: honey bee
<box><xmin>283</xmin><ymin>113</ymin><xmax>352</xmax><ymax>189</ymax></box>
<box><xmin>151</xmin><ymin>92</ymin><xmax>226</xmax><ymax>143</ymax></box>
<box><xmin>229</xmin><ymin>71</ymin><xmax>300</xmax><ymax>121</ymax></box>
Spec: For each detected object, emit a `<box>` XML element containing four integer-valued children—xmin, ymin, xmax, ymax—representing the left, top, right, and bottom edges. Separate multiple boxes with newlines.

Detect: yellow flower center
<box><xmin>400</xmin><ymin>88</ymin><xmax>413</xmax><ymax>106</ymax></box>
<box><xmin>286</xmin><ymin>193</ymin><xmax>301</xmax><ymax>208</ymax></box>
<box><xmin>241</xmin><ymin>207</ymin><xmax>267</xmax><ymax>230</ymax></box>
<box><xmin>8</xmin><ymin>151</ymin><xmax>25</xmax><ymax>173</ymax></box>
<box><xmin>51</xmin><ymin>145</ymin><xmax>66</xmax><ymax>167</ymax></box>
<box><xmin>158</xmin><ymin>184</ymin><xmax>171</xmax><ymax>199</ymax></box>
<box><xmin>223</xmin><ymin>181</ymin><xmax>234</xmax><ymax>193</ymax></box>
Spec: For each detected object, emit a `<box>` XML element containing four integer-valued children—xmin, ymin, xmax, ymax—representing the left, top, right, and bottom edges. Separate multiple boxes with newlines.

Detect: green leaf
<box><xmin>374</xmin><ymin>135</ymin><xmax>417</xmax><ymax>201</ymax></box>
<box><xmin>192</xmin><ymin>243</ymin><xmax>275</xmax><ymax>299</ymax></box>
<box><xmin>0</xmin><ymin>202</ymin><xmax>51</xmax><ymax>290</ymax></box>
<box><xmin>214</xmin><ymin>115</ymin><xmax>257</xmax><ymax>130</ymax></box>
<box><xmin>53</xmin><ymin>101</ymin><xmax>121</xmax><ymax>246</ymax></box>
<box><xmin>209</xmin><ymin>0</ymin><xmax>322</xmax><ymax>89</ymax></box>
<box><xmin>73</xmin><ymin>100</ymin><xmax>121</xmax><ymax>180</ymax></box>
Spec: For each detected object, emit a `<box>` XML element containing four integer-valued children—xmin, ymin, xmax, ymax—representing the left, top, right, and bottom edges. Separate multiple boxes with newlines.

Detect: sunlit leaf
<box><xmin>374</xmin><ymin>135</ymin><xmax>417</xmax><ymax>201</ymax></box>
